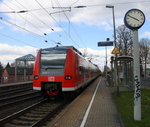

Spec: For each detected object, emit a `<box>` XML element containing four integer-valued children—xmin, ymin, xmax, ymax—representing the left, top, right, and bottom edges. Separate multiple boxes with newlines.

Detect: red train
<box><xmin>33</xmin><ymin>46</ymin><xmax>100</xmax><ymax>97</ymax></box>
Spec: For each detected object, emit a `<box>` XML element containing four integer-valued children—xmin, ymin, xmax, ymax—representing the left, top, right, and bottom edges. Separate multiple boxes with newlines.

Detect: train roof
<box><xmin>42</xmin><ymin>46</ymin><xmax>82</xmax><ymax>56</ymax></box>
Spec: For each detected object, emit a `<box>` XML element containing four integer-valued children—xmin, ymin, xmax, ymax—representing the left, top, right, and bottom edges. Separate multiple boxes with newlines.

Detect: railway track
<box><xmin>0</xmin><ymin>82</ymin><xmax>72</xmax><ymax>126</ymax></box>
<box><xmin>0</xmin><ymin>82</ymin><xmax>33</xmax><ymax>101</ymax></box>
<box><xmin>0</xmin><ymin>90</ymin><xmax>42</xmax><ymax>107</ymax></box>
<box><xmin>0</xmin><ymin>82</ymin><xmax>68</xmax><ymax>127</ymax></box>
<box><xmin>0</xmin><ymin>99</ymin><xmax>67</xmax><ymax>127</ymax></box>
<box><xmin>0</xmin><ymin>86</ymin><xmax>32</xmax><ymax>98</ymax></box>
<box><xmin>0</xmin><ymin>82</ymin><xmax>44</xmax><ymax>119</ymax></box>
<box><xmin>0</xmin><ymin>82</ymin><xmax>32</xmax><ymax>91</ymax></box>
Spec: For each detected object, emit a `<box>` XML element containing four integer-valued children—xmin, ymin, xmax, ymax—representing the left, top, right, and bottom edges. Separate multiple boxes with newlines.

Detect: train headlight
<box><xmin>34</xmin><ymin>75</ymin><xmax>39</xmax><ymax>80</ymax></box>
<box><xmin>65</xmin><ymin>75</ymin><xmax>72</xmax><ymax>80</ymax></box>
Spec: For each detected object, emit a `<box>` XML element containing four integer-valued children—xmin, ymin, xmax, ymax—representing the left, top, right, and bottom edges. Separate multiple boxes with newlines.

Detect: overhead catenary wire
<box><xmin>1</xmin><ymin>0</ymin><xmax>149</xmax><ymax>48</ymax></box>
<box><xmin>70</xmin><ymin>0</ymin><xmax>81</xmax><ymax>7</ymax></box>
<box><xmin>73</xmin><ymin>0</ymin><xmax>150</xmax><ymax>8</ymax></box>
<box><xmin>35</xmin><ymin>0</ymin><xmax>80</xmax><ymax>47</ymax></box>
<box><xmin>13</xmin><ymin>0</ymin><xmax>57</xmax><ymax>33</ymax></box>
<box><xmin>34</xmin><ymin>0</ymin><xmax>80</xmax><ymax>48</ymax></box>
<box><xmin>13</xmin><ymin>0</ymin><xmax>63</xmax><ymax>45</ymax></box>
<box><xmin>54</xmin><ymin>0</ymin><xmax>87</xmax><ymax>48</ymax></box>
<box><xmin>54</xmin><ymin>0</ymin><xmax>71</xmax><ymax>36</ymax></box>
<box><xmin>53</xmin><ymin>0</ymin><xmax>86</xmax><ymax>48</ymax></box>
<box><xmin>2</xmin><ymin>1</ymin><xmax>46</xmax><ymax>34</ymax></box>
<box><xmin>0</xmin><ymin>10</ymin><xmax>28</xmax><ymax>13</ymax></box>
<box><xmin>0</xmin><ymin>1</ymin><xmax>60</xmax><ymax>46</ymax></box>
<box><xmin>15</xmin><ymin>0</ymin><xmax>64</xmax><ymax>45</ymax></box>
<box><xmin>0</xmin><ymin>0</ymin><xmax>149</xmax><ymax>13</ymax></box>
<box><xmin>0</xmin><ymin>17</ymin><xmax>39</xmax><ymax>35</ymax></box>
<box><xmin>0</xmin><ymin>17</ymin><xmax>57</xmax><ymax>46</ymax></box>
<box><xmin>0</xmin><ymin>0</ymin><xmax>92</xmax><ymax>48</ymax></box>
<box><xmin>0</xmin><ymin>32</ymin><xmax>39</xmax><ymax>48</ymax></box>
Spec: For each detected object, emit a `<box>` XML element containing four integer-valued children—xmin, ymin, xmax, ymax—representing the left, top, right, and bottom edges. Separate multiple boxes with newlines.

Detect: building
<box><xmin>2</xmin><ymin>64</ymin><xmax>33</xmax><ymax>83</ymax></box>
<box><xmin>0</xmin><ymin>62</ymin><xmax>4</xmax><ymax>83</ymax></box>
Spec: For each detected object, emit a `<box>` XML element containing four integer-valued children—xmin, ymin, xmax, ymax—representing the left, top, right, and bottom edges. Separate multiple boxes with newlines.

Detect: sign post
<box><xmin>98</xmin><ymin>38</ymin><xmax>113</xmax><ymax>78</ymax></box>
<box><xmin>124</xmin><ymin>9</ymin><xmax>145</xmax><ymax>120</ymax></box>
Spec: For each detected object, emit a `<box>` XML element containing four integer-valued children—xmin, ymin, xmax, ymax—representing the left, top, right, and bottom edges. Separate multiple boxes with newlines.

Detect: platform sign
<box><xmin>112</xmin><ymin>47</ymin><xmax>119</xmax><ymax>54</ymax></box>
<box><xmin>97</xmin><ymin>41</ymin><xmax>113</xmax><ymax>47</ymax></box>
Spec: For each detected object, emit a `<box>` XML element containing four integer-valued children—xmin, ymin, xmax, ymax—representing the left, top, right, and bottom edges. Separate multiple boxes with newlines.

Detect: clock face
<box><xmin>124</xmin><ymin>9</ymin><xmax>145</xmax><ymax>30</ymax></box>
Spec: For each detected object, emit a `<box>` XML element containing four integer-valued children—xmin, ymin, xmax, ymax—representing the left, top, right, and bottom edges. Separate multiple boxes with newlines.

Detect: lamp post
<box><xmin>106</xmin><ymin>5</ymin><xmax>116</xmax><ymax>47</ymax></box>
<box><xmin>106</xmin><ymin>5</ymin><xmax>119</xmax><ymax>95</ymax></box>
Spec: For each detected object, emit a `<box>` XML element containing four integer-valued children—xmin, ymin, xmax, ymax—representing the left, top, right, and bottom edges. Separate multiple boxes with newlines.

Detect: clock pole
<box><xmin>133</xmin><ymin>30</ymin><xmax>141</xmax><ymax>120</ymax></box>
<box><xmin>124</xmin><ymin>8</ymin><xmax>145</xmax><ymax>121</ymax></box>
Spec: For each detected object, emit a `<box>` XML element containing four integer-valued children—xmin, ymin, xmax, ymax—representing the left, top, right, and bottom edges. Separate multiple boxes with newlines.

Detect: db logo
<box><xmin>48</xmin><ymin>76</ymin><xmax>55</xmax><ymax>81</ymax></box>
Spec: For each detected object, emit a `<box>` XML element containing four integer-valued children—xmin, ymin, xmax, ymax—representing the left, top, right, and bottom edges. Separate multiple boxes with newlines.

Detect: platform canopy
<box><xmin>15</xmin><ymin>54</ymin><xmax>35</xmax><ymax>61</ymax></box>
<box><xmin>117</xmin><ymin>56</ymin><xmax>133</xmax><ymax>61</ymax></box>
<box><xmin>15</xmin><ymin>54</ymin><xmax>35</xmax><ymax>82</ymax></box>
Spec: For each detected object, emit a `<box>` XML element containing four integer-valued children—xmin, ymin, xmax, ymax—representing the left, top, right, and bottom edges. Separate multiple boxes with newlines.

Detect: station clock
<box><xmin>124</xmin><ymin>9</ymin><xmax>145</xmax><ymax>30</ymax></box>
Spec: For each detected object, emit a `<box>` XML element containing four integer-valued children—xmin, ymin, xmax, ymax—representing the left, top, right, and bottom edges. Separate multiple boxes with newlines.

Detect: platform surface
<box><xmin>48</xmin><ymin>77</ymin><xmax>123</xmax><ymax>127</ymax></box>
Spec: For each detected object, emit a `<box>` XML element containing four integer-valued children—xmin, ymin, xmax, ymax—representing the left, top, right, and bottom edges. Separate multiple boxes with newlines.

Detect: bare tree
<box><xmin>82</xmin><ymin>48</ymin><xmax>88</xmax><ymax>57</ymax></box>
<box><xmin>116</xmin><ymin>25</ymin><xmax>133</xmax><ymax>56</ymax></box>
<box><xmin>116</xmin><ymin>25</ymin><xmax>133</xmax><ymax>86</ymax></box>
<box><xmin>140</xmin><ymin>38</ymin><xmax>150</xmax><ymax>78</ymax></box>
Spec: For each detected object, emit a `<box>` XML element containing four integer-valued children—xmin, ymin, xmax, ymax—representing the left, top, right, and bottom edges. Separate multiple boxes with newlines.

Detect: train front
<box><xmin>33</xmin><ymin>47</ymin><xmax>68</xmax><ymax>96</ymax></box>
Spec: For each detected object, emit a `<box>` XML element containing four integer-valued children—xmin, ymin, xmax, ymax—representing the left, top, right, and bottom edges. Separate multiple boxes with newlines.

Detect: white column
<box><xmin>133</xmin><ymin>30</ymin><xmax>141</xmax><ymax>120</ymax></box>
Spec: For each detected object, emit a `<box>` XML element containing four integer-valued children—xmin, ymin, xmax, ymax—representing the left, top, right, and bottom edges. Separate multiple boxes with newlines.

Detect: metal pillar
<box><xmin>133</xmin><ymin>30</ymin><xmax>141</xmax><ymax>120</ymax></box>
<box><xmin>105</xmin><ymin>46</ymin><xmax>108</xmax><ymax>78</ymax></box>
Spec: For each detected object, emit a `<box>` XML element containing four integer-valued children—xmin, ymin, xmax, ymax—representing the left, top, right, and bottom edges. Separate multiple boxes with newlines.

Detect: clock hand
<box><xmin>128</xmin><ymin>15</ymin><xmax>139</xmax><ymax>21</ymax></box>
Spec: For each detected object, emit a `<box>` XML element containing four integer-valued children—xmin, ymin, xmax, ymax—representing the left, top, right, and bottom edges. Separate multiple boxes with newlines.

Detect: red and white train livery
<box><xmin>33</xmin><ymin>46</ymin><xmax>100</xmax><ymax>96</ymax></box>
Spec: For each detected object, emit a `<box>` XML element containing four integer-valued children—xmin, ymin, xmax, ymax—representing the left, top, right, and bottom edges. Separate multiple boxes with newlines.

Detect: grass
<box><xmin>113</xmin><ymin>89</ymin><xmax>150</xmax><ymax>127</ymax></box>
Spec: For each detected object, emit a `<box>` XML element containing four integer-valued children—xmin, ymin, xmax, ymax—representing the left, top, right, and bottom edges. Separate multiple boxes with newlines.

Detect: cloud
<box><xmin>79</xmin><ymin>47</ymin><xmax>113</xmax><ymax>70</ymax></box>
<box><xmin>0</xmin><ymin>43</ymin><xmax>37</xmax><ymax>65</ymax></box>
<box><xmin>101</xmin><ymin>22</ymin><xmax>112</xmax><ymax>31</ymax></box>
<box><xmin>141</xmin><ymin>32</ymin><xmax>150</xmax><ymax>38</ymax></box>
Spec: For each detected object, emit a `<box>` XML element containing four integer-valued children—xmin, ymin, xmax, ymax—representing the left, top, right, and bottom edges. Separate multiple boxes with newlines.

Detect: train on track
<box><xmin>33</xmin><ymin>46</ymin><xmax>101</xmax><ymax>98</ymax></box>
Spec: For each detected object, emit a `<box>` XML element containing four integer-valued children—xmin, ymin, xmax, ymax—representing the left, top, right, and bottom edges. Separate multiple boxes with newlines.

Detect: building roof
<box><xmin>16</xmin><ymin>54</ymin><xmax>35</xmax><ymax>61</ymax></box>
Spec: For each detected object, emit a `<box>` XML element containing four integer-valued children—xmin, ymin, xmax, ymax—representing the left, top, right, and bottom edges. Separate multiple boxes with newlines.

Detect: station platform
<box><xmin>48</xmin><ymin>77</ymin><xmax>123</xmax><ymax>127</ymax></box>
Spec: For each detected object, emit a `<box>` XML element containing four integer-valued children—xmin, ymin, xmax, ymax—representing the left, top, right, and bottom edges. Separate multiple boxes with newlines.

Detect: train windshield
<box><xmin>40</xmin><ymin>49</ymin><xmax>67</xmax><ymax>76</ymax></box>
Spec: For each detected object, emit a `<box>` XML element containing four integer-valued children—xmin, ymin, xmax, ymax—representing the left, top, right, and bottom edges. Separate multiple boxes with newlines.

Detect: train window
<box><xmin>79</xmin><ymin>66</ymin><xmax>84</xmax><ymax>75</ymax></box>
<box><xmin>40</xmin><ymin>49</ymin><xmax>67</xmax><ymax>76</ymax></box>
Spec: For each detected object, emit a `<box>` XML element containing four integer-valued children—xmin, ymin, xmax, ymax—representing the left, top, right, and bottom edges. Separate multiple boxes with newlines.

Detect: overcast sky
<box><xmin>0</xmin><ymin>0</ymin><xmax>150</xmax><ymax>70</ymax></box>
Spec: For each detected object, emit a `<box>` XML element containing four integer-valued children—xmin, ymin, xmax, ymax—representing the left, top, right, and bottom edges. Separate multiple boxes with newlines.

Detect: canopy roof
<box><xmin>16</xmin><ymin>54</ymin><xmax>35</xmax><ymax>61</ymax></box>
